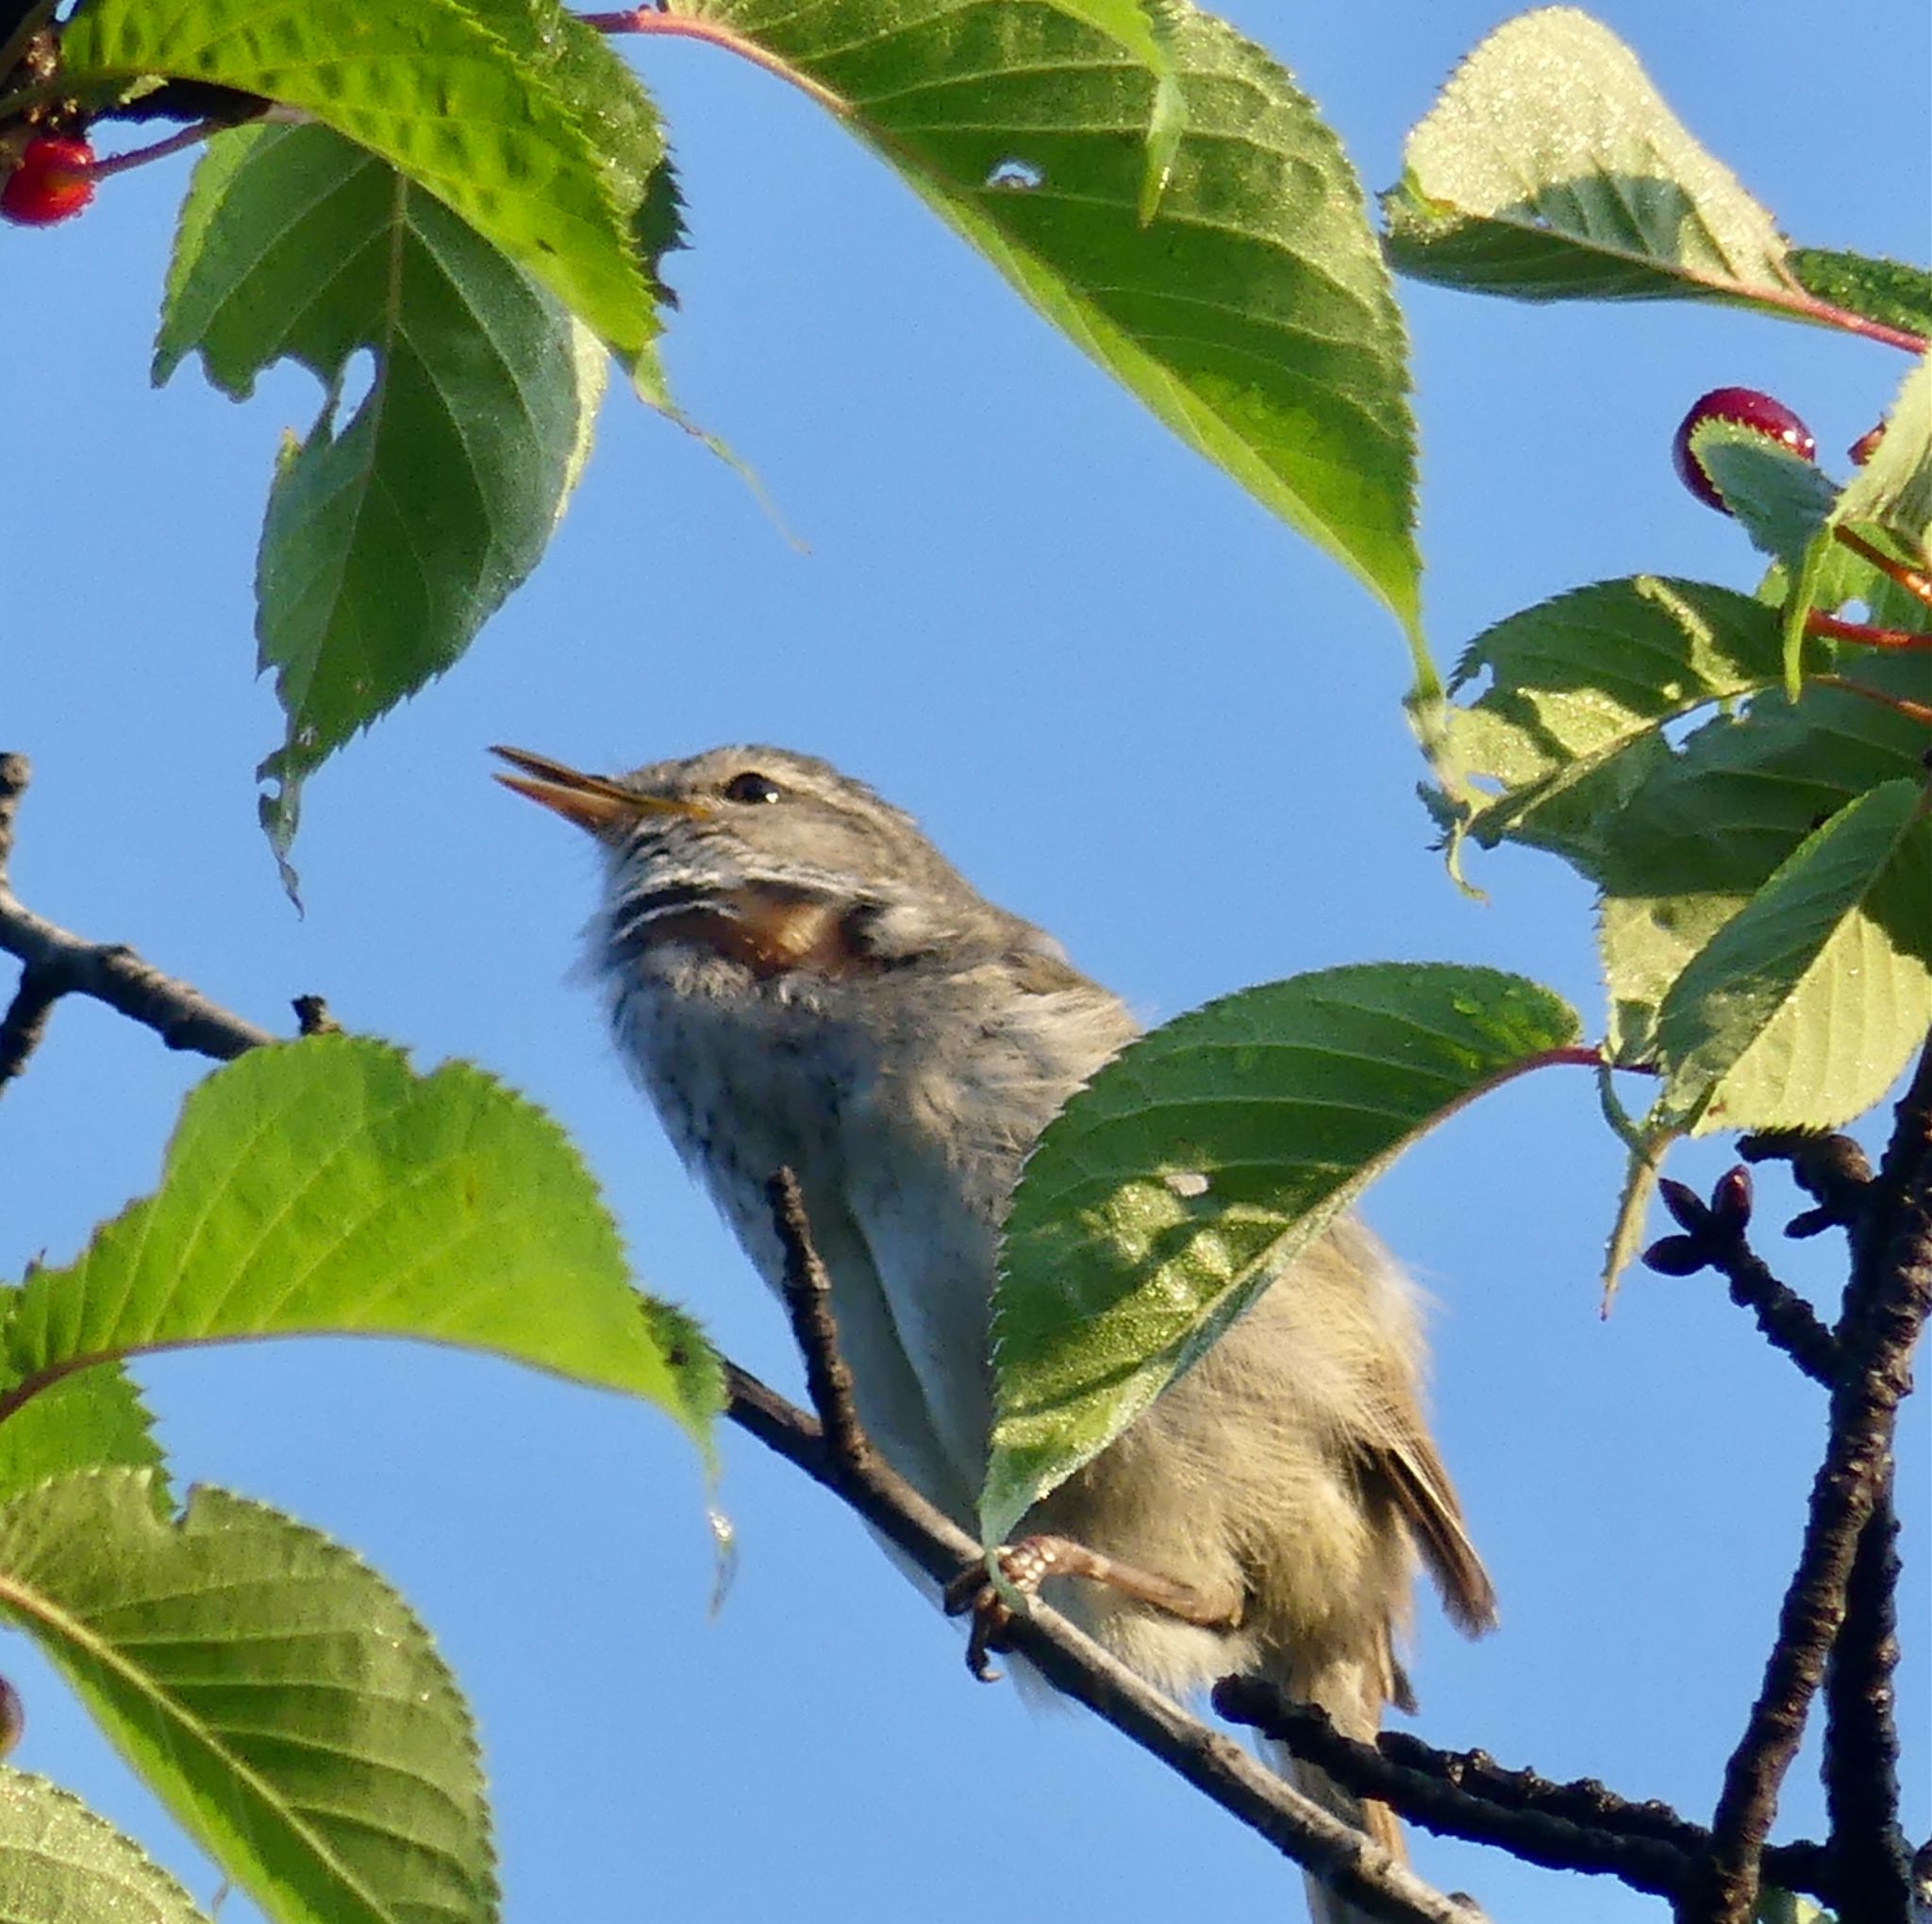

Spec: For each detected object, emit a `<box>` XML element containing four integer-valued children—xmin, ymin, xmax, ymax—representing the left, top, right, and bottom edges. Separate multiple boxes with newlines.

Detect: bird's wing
<box><xmin>1361</xmin><ymin>1412</ymin><xmax>1498</xmax><ymax>1637</ymax></box>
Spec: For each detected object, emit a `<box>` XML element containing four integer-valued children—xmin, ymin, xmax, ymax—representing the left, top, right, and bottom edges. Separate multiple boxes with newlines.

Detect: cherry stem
<box><xmin>576</xmin><ymin>7</ymin><xmax>851</xmax><ymax>118</ymax></box>
<box><xmin>1833</xmin><ymin>527</ymin><xmax>1932</xmax><ymax>611</ymax></box>
<box><xmin>1806</xmin><ymin>612</ymin><xmax>1932</xmax><ymax>654</ymax></box>
<box><xmin>1814</xmin><ymin>676</ymin><xmax>1932</xmax><ymax>728</ymax></box>
<box><xmin>91</xmin><ymin>117</ymin><xmax>242</xmax><ymax>180</ymax></box>
<box><xmin>1757</xmin><ymin>273</ymin><xmax>1927</xmax><ymax>356</ymax></box>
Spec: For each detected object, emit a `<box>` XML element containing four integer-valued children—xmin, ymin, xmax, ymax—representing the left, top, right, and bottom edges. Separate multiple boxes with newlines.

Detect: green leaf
<box><xmin>1601</xmin><ymin>1128</ymin><xmax>1671</xmax><ymax>1302</ymax></box>
<box><xmin>1595</xmin><ymin>654</ymin><xmax>1932</xmax><ymax>1059</ymax></box>
<box><xmin>1385</xmin><ymin>8</ymin><xmax>1792</xmax><ymax>311</ymax></box>
<box><xmin>1441</xmin><ymin>577</ymin><xmax>1798</xmax><ymax>873</ymax></box>
<box><xmin>0</xmin><ymin>1364</ymin><xmax>165</xmax><ymax>1511</ymax></box>
<box><xmin>63</xmin><ymin>0</ymin><xmax>664</xmax><ymax>359</ymax></box>
<box><xmin>982</xmin><ymin>964</ymin><xmax>1580</xmax><ymax>1543</ymax></box>
<box><xmin>1834</xmin><ymin>354</ymin><xmax>1932</xmax><ymax>566</ymax></box>
<box><xmin>0</xmin><ymin>1768</ymin><xmax>212</xmax><ymax>1924</ymax></box>
<box><xmin>1027</xmin><ymin>0</ymin><xmax>1184</xmax><ymax>223</ymax></box>
<box><xmin>1655</xmin><ymin>778</ymin><xmax>1932</xmax><ymax>1132</ymax></box>
<box><xmin>0</xmin><ymin>1472</ymin><xmax>491</xmax><ymax>1924</ymax></box>
<box><xmin>1</xmin><ymin>1037</ymin><xmax>720</xmax><ymax>1453</ymax></box>
<box><xmin>1789</xmin><ymin>248</ymin><xmax>1932</xmax><ymax>343</ymax></box>
<box><xmin>1688</xmin><ymin>419</ymin><xmax>1839</xmax><ymax>574</ymax></box>
<box><xmin>691</xmin><ymin>0</ymin><xmax>1422</xmax><ymax>643</ymax></box>
<box><xmin>155</xmin><ymin>123</ymin><xmax>609</xmax><ymax>881</ymax></box>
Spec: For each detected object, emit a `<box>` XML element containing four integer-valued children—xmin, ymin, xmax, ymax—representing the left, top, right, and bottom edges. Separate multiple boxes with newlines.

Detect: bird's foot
<box><xmin>943</xmin><ymin>1534</ymin><xmax>1241</xmax><ymax>1682</ymax></box>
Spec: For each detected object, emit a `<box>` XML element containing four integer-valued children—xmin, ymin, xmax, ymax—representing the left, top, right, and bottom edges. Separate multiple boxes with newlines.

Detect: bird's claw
<box><xmin>942</xmin><ymin>1537</ymin><xmax>1066</xmax><ymax>1683</ymax></box>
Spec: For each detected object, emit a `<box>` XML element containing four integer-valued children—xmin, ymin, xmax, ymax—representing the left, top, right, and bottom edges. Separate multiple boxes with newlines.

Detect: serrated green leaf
<box><xmin>982</xmin><ymin>964</ymin><xmax>1580</xmax><ymax>1543</ymax></box>
<box><xmin>1789</xmin><ymin>248</ymin><xmax>1932</xmax><ymax>344</ymax></box>
<box><xmin>1385</xmin><ymin>8</ymin><xmax>1792</xmax><ymax>312</ymax></box>
<box><xmin>1655</xmin><ymin>778</ymin><xmax>1932</xmax><ymax>1132</ymax></box>
<box><xmin>1689</xmin><ymin>419</ymin><xmax>1839</xmax><ymax>574</ymax></box>
<box><xmin>1601</xmin><ymin>1128</ymin><xmax>1671</xmax><ymax>1302</ymax></box>
<box><xmin>0</xmin><ymin>1364</ymin><xmax>166</xmax><ymax>1511</ymax></box>
<box><xmin>1441</xmin><ymin>577</ymin><xmax>1798</xmax><ymax>872</ymax></box>
<box><xmin>63</xmin><ymin>0</ymin><xmax>662</xmax><ymax>359</ymax></box>
<box><xmin>154</xmin><ymin>123</ymin><xmax>609</xmax><ymax>880</ymax></box>
<box><xmin>691</xmin><ymin>0</ymin><xmax>1421</xmax><ymax>641</ymax></box>
<box><xmin>1024</xmin><ymin>0</ymin><xmax>1184</xmax><ymax>223</ymax></box>
<box><xmin>1834</xmin><ymin>354</ymin><xmax>1932</xmax><ymax>566</ymax></box>
<box><xmin>0</xmin><ymin>1037</ymin><xmax>719</xmax><ymax>1453</ymax></box>
<box><xmin>0</xmin><ymin>1768</ymin><xmax>212</xmax><ymax>1924</ymax></box>
<box><xmin>0</xmin><ymin>1472</ymin><xmax>491</xmax><ymax>1924</ymax></box>
<box><xmin>1595</xmin><ymin>654</ymin><xmax>1932</xmax><ymax>1059</ymax></box>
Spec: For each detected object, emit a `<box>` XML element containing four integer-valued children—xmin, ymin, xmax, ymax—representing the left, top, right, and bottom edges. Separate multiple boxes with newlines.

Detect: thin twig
<box><xmin>765</xmin><ymin>1168</ymin><xmax>870</xmax><ymax>1472</ymax></box>
<box><xmin>1740</xmin><ymin>1131</ymin><xmax>1873</xmax><ymax>1244</ymax></box>
<box><xmin>292</xmin><ymin>995</ymin><xmax>341</xmax><ymax>1037</ymax></box>
<box><xmin>1212</xmin><ymin>1681</ymin><xmax>1836</xmax><ymax>1907</ymax></box>
<box><xmin>1706</xmin><ymin>1241</ymin><xmax>1839</xmax><ymax>1386</ymax></box>
<box><xmin>728</xmin><ymin>1210</ymin><xmax>1494</xmax><ymax>1924</ymax></box>
<box><xmin>0</xmin><ymin>753</ymin><xmax>275</xmax><ymax>1064</ymax></box>
<box><xmin>1697</xmin><ymin>1037</ymin><xmax>1932</xmax><ymax>1924</ymax></box>
<box><xmin>1642</xmin><ymin>1171</ymin><xmax>1840</xmax><ymax>1383</ymax></box>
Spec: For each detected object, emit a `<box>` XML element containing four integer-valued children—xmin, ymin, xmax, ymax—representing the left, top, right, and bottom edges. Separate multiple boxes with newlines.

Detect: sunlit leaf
<box><xmin>983</xmin><ymin>964</ymin><xmax>1579</xmax><ymax>1542</ymax></box>
<box><xmin>1834</xmin><ymin>354</ymin><xmax>1932</xmax><ymax>565</ymax></box>
<box><xmin>0</xmin><ymin>1768</ymin><xmax>211</xmax><ymax>1924</ymax></box>
<box><xmin>1595</xmin><ymin>654</ymin><xmax>1932</xmax><ymax>1059</ymax></box>
<box><xmin>0</xmin><ymin>1472</ymin><xmax>491</xmax><ymax>1924</ymax></box>
<box><xmin>1788</xmin><ymin>249</ymin><xmax>1932</xmax><ymax>345</ymax></box>
<box><xmin>1689</xmin><ymin>420</ymin><xmax>1839</xmax><ymax>574</ymax></box>
<box><xmin>1385</xmin><ymin>8</ymin><xmax>1793</xmax><ymax>313</ymax></box>
<box><xmin>64</xmin><ymin>0</ymin><xmax>664</xmax><ymax>357</ymax></box>
<box><xmin>1</xmin><ymin>1037</ymin><xmax>720</xmax><ymax>1452</ymax></box>
<box><xmin>1655</xmin><ymin>778</ymin><xmax>1932</xmax><ymax>1131</ymax></box>
<box><xmin>0</xmin><ymin>1364</ymin><xmax>164</xmax><ymax>1511</ymax></box>
<box><xmin>1441</xmin><ymin>577</ymin><xmax>1799</xmax><ymax>873</ymax></box>
<box><xmin>689</xmin><ymin>0</ymin><xmax>1422</xmax><ymax>642</ymax></box>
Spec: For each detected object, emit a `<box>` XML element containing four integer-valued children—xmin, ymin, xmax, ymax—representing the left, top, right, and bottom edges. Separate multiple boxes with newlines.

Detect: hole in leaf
<box><xmin>984</xmin><ymin>158</ymin><xmax>1043</xmax><ymax>192</ymax></box>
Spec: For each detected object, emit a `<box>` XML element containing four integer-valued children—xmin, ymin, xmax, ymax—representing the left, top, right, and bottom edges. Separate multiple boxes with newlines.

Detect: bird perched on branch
<box><xmin>495</xmin><ymin>742</ymin><xmax>1495</xmax><ymax>1924</ymax></box>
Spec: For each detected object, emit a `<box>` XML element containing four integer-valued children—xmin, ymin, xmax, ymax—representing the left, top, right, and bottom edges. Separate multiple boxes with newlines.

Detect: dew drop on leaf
<box><xmin>984</xmin><ymin>158</ymin><xmax>1043</xmax><ymax>192</ymax></box>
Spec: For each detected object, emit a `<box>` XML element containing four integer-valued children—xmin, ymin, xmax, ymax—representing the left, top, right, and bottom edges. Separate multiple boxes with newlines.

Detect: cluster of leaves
<box><xmin>0</xmin><ymin>1039</ymin><xmax>715</xmax><ymax>1918</ymax></box>
<box><xmin>2</xmin><ymin>0</ymin><xmax>1426</xmax><ymax>881</ymax></box>
<box><xmin>982</xmin><ymin>2</ymin><xmax>1931</xmax><ymax>1549</ymax></box>
<box><xmin>0</xmin><ymin>0</ymin><xmax>1926</xmax><ymax>1917</ymax></box>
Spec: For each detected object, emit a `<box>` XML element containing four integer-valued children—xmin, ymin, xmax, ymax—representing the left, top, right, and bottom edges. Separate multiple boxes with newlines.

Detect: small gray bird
<box><xmin>495</xmin><ymin>743</ymin><xmax>1495</xmax><ymax>1924</ymax></box>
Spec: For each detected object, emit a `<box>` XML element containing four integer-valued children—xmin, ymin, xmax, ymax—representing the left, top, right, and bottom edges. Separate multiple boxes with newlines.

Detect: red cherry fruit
<box><xmin>1673</xmin><ymin>385</ymin><xmax>1817</xmax><ymax>514</ymax></box>
<box><xmin>1</xmin><ymin>136</ymin><xmax>96</xmax><ymax>226</ymax></box>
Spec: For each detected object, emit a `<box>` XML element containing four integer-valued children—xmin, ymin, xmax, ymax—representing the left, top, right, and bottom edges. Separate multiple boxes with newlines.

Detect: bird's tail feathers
<box><xmin>1258</xmin><ymin>1651</ymin><xmax>1403</xmax><ymax>1924</ymax></box>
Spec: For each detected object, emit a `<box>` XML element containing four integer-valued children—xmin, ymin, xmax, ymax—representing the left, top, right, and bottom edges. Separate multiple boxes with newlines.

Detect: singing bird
<box><xmin>495</xmin><ymin>743</ymin><xmax>1495</xmax><ymax>1924</ymax></box>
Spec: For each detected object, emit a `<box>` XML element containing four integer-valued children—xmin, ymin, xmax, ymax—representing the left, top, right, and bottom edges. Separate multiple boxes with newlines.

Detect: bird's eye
<box><xmin>723</xmin><ymin>771</ymin><xmax>783</xmax><ymax>805</ymax></box>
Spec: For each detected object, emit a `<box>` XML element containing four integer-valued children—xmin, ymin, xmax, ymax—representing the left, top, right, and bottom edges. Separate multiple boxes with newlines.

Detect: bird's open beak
<box><xmin>491</xmin><ymin>745</ymin><xmax>708</xmax><ymax>836</ymax></box>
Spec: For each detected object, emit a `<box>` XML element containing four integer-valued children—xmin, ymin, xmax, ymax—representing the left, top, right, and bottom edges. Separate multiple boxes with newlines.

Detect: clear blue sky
<box><xmin>3</xmin><ymin>2</ymin><xmax>1926</xmax><ymax>1917</ymax></box>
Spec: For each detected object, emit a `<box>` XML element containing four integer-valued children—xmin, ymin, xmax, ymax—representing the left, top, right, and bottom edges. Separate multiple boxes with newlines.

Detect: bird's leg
<box><xmin>943</xmin><ymin>1535</ymin><xmax>1243</xmax><ymax>1682</ymax></box>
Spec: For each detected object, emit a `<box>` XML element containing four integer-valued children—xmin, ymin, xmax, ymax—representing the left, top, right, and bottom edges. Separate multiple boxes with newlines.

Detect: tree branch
<box><xmin>1213</xmin><ymin>1681</ymin><xmax>1835</xmax><ymax>1907</ymax></box>
<box><xmin>743</xmin><ymin>1184</ymin><xmax>1496</xmax><ymax>1924</ymax></box>
<box><xmin>0</xmin><ymin>753</ymin><xmax>275</xmax><ymax>1072</ymax></box>
<box><xmin>1824</xmin><ymin>1488</ymin><xmax>1910</xmax><ymax>1916</ymax></box>
<box><xmin>1695</xmin><ymin>1037</ymin><xmax>1932</xmax><ymax>1924</ymax></box>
